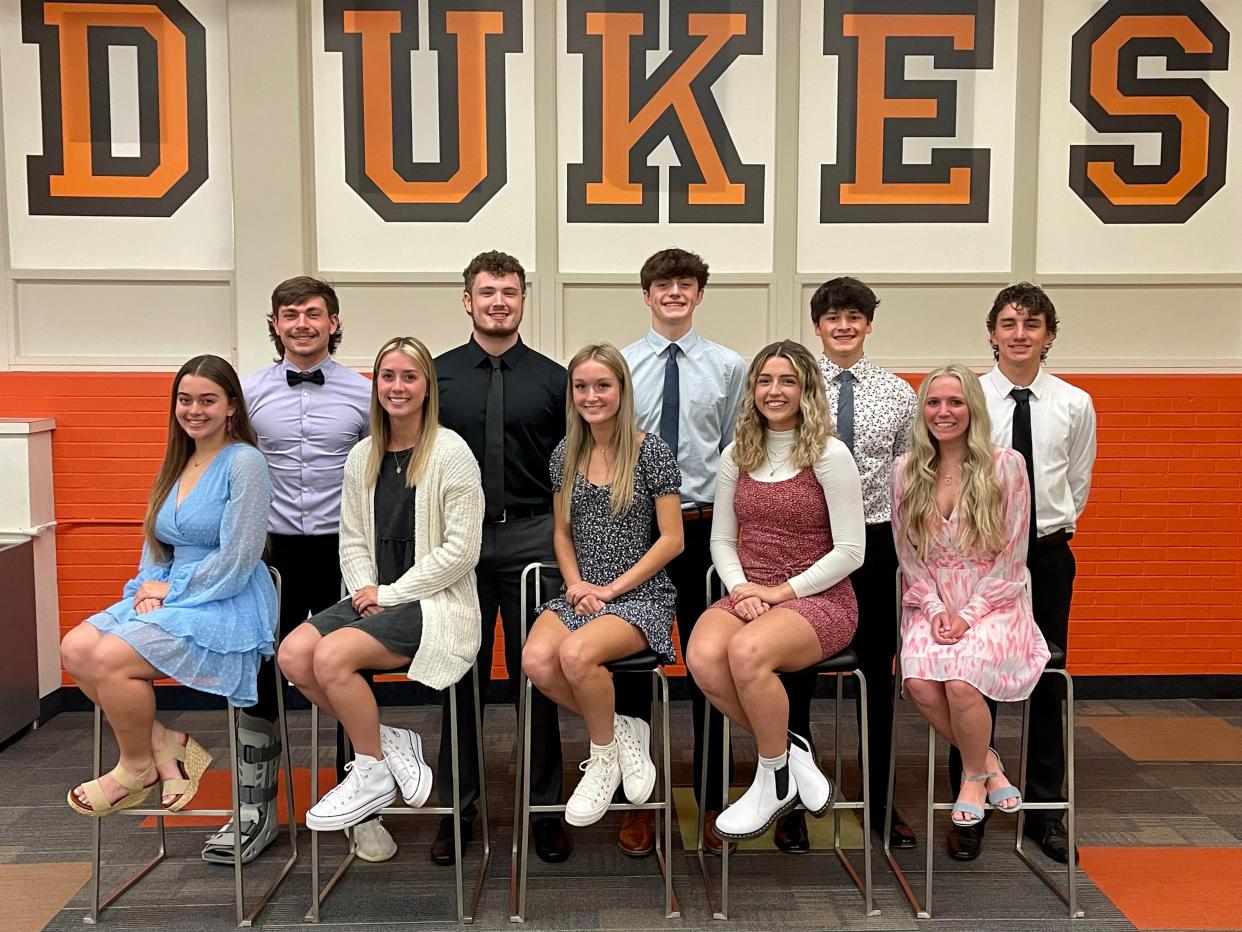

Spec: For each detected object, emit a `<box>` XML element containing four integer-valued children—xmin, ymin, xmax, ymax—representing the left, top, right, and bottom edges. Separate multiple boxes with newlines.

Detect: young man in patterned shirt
<box><xmin>779</xmin><ymin>276</ymin><xmax>917</xmax><ymax>853</ymax></box>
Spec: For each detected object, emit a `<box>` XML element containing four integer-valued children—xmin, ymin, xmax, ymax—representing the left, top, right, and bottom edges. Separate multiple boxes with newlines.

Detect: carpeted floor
<box><xmin>3</xmin><ymin>696</ymin><xmax>1239</xmax><ymax>931</ymax></box>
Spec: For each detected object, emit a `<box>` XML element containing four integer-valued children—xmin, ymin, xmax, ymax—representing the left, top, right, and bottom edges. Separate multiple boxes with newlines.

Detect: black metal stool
<box><xmin>509</xmin><ymin>561</ymin><xmax>679</xmax><ymax>922</ymax></box>
<box><xmin>84</xmin><ymin>566</ymin><xmax>297</xmax><ymax>927</ymax></box>
<box><xmin>693</xmin><ymin>566</ymin><xmax>877</xmax><ymax>920</ymax></box>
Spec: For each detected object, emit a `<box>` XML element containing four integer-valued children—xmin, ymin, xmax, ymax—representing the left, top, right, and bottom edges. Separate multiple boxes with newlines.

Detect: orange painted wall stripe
<box><xmin>1</xmin><ymin>370</ymin><xmax>1239</xmax><ymax>685</ymax></box>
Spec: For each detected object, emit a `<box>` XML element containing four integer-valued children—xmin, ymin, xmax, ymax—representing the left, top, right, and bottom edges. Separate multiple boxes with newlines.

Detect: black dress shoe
<box><xmin>430</xmin><ymin>815</ymin><xmax>473</xmax><ymax>866</ymax></box>
<box><xmin>1024</xmin><ymin>820</ymin><xmax>1078</xmax><ymax>865</ymax></box>
<box><xmin>534</xmin><ymin>818</ymin><xmax>572</xmax><ymax>863</ymax></box>
<box><xmin>879</xmin><ymin>811</ymin><xmax>917</xmax><ymax>850</ymax></box>
<box><xmin>946</xmin><ymin>820</ymin><xmax>985</xmax><ymax>861</ymax></box>
<box><xmin>774</xmin><ymin>810</ymin><xmax>810</xmax><ymax>853</ymax></box>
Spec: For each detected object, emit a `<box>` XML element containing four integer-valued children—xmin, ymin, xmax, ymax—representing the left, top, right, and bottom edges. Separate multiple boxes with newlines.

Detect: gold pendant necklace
<box><xmin>394</xmin><ymin>449</ymin><xmax>413</xmax><ymax>474</ymax></box>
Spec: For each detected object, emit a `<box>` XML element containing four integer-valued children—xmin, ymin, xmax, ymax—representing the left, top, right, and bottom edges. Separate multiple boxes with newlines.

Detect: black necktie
<box><xmin>836</xmin><ymin>370</ymin><xmax>856</xmax><ymax>453</ymax></box>
<box><xmin>660</xmin><ymin>344</ymin><xmax>680</xmax><ymax>460</ymax></box>
<box><xmin>1010</xmin><ymin>387</ymin><xmax>1037</xmax><ymax>550</ymax></box>
<box><xmin>484</xmin><ymin>356</ymin><xmax>505</xmax><ymax>521</ymax></box>
<box><xmin>286</xmin><ymin>369</ymin><xmax>325</xmax><ymax>387</ymax></box>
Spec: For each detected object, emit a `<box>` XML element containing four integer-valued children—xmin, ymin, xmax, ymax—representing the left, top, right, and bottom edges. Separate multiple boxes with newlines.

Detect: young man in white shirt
<box><xmin>949</xmin><ymin>282</ymin><xmax>1096</xmax><ymax>864</ymax></box>
<box><xmin>780</xmin><ymin>277</ymin><xmax>917</xmax><ymax>853</ymax></box>
<box><xmin>616</xmin><ymin>248</ymin><xmax>747</xmax><ymax>856</ymax></box>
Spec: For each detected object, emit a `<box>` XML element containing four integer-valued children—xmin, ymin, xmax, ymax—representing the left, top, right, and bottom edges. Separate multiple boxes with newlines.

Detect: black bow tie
<box><xmin>287</xmin><ymin>369</ymin><xmax>325</xmax><ymax>387</ymax></box>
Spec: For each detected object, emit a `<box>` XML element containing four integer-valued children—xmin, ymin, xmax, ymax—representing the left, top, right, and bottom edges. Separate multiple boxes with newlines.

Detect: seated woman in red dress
<box><xmin>686</xmin><ymin>340</ymin><xmax>865</xmax><ymax>839</ymax></box>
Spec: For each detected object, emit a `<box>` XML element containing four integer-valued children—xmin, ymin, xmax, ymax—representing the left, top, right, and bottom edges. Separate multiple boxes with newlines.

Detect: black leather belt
<box><xmin>487</xmin><ymin>506</ymin><xmax>551</xmax><ymax>524</ymax></box>
<box><xmin>1034</xmin><ymin>528</ymin><xmax>1073</xmax><ymax>549</ymax></box>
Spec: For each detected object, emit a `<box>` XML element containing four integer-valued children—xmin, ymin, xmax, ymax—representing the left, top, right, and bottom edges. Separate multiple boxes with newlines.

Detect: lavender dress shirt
<box><xmin>243</xmin><ymin>356</ymin><xmax>372</xmax><ymax>536</ymax></box>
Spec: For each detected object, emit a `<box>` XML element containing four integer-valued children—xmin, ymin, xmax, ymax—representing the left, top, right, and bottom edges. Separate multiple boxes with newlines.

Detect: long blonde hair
<box><xmin>144</xmin><ymin>356</ymin><xmax>259</xmax><ymax>562</ymax></box>
<box><xmin>900</xmin><ymin>364</ymin><xmax>1004</xmax><ymax>559</ymax></box>
<box><xmin>366</xmin><ymin>337</ymin><xmax>440</xmax><ymax>487</ymax></box>
<box><xmin>732</xmin><ymin>340</ymin><xmax>833</xmax><ymax>472</ymax></box>
<box><xmin>560</xmin><ymin>344</ymin><xmax>641</xmax><ymax>518</ymax></box>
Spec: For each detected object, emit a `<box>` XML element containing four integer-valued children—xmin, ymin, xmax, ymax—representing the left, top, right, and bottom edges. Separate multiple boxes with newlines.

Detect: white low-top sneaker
<box><xmin>349</xmin><ymin>816</ymin><xmax>397</xmax><ymax>862</ymax></box>
<box><xmin>787</xmin><ymin>731</ymin><xmax>834</xmax><ymax>816</ymax></box>
<box><xmin>613</xmin><ymin>715</ymin><xmax>656</xmax><ymax>804</ymax></box>
<box><xmin>715</xmin><ymin>761</ymin><xmax>798</xmax><ymax>840</ymax></box>
<box><xmin>565</xmin><ymin>745</ymin><xmax>622</xmax><ymax>827</ymax></box>
<box><xmin>380</xmin><ymin>725</ymin><xmax>433</xmax><ymax>807</ymax></box>
<box><xmin>305</xmin><ymin>754</ymin><xmax>397</xmax><ymax>832</ymax></box>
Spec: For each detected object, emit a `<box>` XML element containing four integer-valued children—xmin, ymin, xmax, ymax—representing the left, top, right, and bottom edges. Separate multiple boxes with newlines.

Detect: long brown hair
<box><xmin>144</xmin><ymin>355</ymin><xmax>258</xmax><ymax>562</ymax></box>
<box><xmin>560</xmin><ymin>344</ymin><xmax>641</xmax><ymax>518</ymax></box>
<box><xmin>899</xmin><ymin>364</ymin><xmax>1004</xmax><ymax>559</ymax></box>
<box><xmin>732</xmin><ymin>341</ymin><xmax>833</xmax><ymax>473</ymax></box>
<box><xmin>366</xmin><ymin>337</ymin><xmax>440</xmax><ymax>487</ymax></box>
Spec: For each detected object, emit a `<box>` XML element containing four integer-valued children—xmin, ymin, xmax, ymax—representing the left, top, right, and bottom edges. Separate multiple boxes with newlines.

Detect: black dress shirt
<box><xmin>436</xmin><ymin>336</ymin><xmax>566</xmax><ymax>512</ymax></box>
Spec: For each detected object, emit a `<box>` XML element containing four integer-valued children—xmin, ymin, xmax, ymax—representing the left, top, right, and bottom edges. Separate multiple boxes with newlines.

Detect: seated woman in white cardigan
<box><xmin>279</xmin><ymin>336</ymin><xmax>484</xmax><ymax>832</ymax></box>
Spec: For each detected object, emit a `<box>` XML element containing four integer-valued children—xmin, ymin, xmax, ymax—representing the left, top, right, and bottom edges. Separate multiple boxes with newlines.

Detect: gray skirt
<box><xmin>308</xmin><ymin>597</ymin><xmax>423</xmax><ymax>660</ymax></box>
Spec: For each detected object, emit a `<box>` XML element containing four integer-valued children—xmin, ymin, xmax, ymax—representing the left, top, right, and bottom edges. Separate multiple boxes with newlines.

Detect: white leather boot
<box><xmin>715</xmin><ymin>752</ymin><xmax>798</xmax><ymax>840</ymax></box>
<box><xmin>787</xmin><ymin>731</ymin><xmax>834</xmax><ymax>816</ymax></box>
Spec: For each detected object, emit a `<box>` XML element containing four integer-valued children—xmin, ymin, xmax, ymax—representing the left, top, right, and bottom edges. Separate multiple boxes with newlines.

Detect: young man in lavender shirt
<box><xmin>202</xmin><ymin>277</ymin><xmax>380</xmax><ymax>864</ymax></box>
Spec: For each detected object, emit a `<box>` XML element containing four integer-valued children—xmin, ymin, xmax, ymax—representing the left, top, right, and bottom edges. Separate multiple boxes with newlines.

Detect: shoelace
<box><xmin>614</xmin><ymin>721</ymin><xmax>646</xmax><ymax>776</ymax></box>
<box><xmin>325</xmin><ymin>761</ymin><xmax>366</xmax><ymax>803</ymax></box>
<box><xmin>575</xmin><ymin>755</ymin><xmax>617</xmax><ymax>802</ymax></box>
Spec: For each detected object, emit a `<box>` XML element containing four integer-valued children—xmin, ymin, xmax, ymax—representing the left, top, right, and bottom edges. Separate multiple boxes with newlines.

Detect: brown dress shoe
<box><xmin>617</xmin><ymin>810</ymin><xmax>655</xmax><ymax>857</ymax></box>
<box><xmin>702</xmin><ymin>810</ymin><xmax>737</xmax><ymax>856</ymax></box>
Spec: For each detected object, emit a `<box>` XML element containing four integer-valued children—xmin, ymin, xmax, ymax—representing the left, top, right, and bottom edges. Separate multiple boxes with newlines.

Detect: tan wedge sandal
<box><xmin>67</xmin><ymin>762</ymin><xmax>157</xmax><ymax>817</ymax></box>
<box><xmin>156</xmin><ymin>733</ymin><xmax>214</xmax><ymax>812</ymax></box>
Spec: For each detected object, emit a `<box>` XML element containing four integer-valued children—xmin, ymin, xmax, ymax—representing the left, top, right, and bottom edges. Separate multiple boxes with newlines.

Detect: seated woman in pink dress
<box><xmin>892</xmin><ymin>363</ymin><xmax>1050</xmax><ymax>827</ymax></box>
<box><xmin>686</xmin><ymin>340</ymin><xmax>865</xmax><ymax>839</ymax></box>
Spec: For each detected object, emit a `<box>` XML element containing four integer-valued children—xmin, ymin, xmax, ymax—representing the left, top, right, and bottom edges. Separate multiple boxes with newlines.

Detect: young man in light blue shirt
<box><xmin>617</xmin><ymin>248</ymin><xmax>746</xmax><ymax>856</ymax></box>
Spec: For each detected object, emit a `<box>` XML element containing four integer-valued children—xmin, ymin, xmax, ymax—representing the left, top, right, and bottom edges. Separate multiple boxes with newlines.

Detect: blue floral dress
<box><xmin>86</xmin><ymin>443</ymin><xmax>278</xmax><ymax>706</ymax></box>
<box><xmin>538</xmin><ymin>434</ymin><xmax>681</xmax><ymax>663</ymax></box>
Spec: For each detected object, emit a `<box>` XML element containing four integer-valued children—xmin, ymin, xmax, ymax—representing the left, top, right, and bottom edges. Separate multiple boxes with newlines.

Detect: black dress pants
<box><xmin>615</xmin><ymin>514</ymin><xmax>729</xmax><ymax>810</ymax></box>
<box><xmin>784</xmin><ymin>521</ymin><xmax>899</xmax><ymax>822</ymax></box>
<box><xmin>947</xmin><ymin>536</ymin><xmax>1075</xmax><ymax>828</ymax></box>
<box><xmin>437</xmin><ymin>514</ymin><xmax>563</xmax><ymax>823</ymax></box>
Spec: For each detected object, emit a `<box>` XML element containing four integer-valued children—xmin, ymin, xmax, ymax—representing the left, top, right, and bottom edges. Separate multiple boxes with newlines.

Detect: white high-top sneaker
<box><xmin>715</xmin><ymin>756</ymin><xmax>798</xmax><ymax>840</ymax></box>
<box><xmin>305</xmin><ymin>754</ymin><xmax>397</xmax><ymax>832</ymax></box>
<box><xmin>786</xmin><ymin>731</ymin><xmax>834</xmax><ymax>816</ymax></box>
<box><xmin>613</xmin><ymin>715</ymin><xmax>657</xmax><ymax>804</ymax></box>
<box><xmin>565</xmin><ymin>743</ymin><xmax>622</xmax><ymax>827</ymax></box>
<box><xmin>380</xmin><ymin>724</ymin><xmax>433</xmax><ymax>807</ymax></box>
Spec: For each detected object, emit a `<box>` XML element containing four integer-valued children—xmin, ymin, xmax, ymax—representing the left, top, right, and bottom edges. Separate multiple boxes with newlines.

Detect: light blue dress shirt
<box><xmin>622</xmin><ymin>328</ymin><xmax>746</xmax><ymax>506</ymax></box>
<box><xmin>243</xmin><ymin>355</ymin><xmax>372</xmax><ymax>536</ymax></box>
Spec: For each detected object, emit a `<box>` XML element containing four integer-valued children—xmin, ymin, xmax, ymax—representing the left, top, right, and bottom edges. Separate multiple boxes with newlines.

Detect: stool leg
<box><xmin>1065</xmin><ymin>672</ymin><xmax>1080</xmax><ymax>918</ymax></box>
<box><xmin>228</xmin><ymin>706</ymin><xmax>245</xmax><ymax>926</ymax></box>
<box><xmin>720</xmin><ymin>716</ymin><xmax>730</xmax><ymax>920</ymax></box>
<box><xmin>833</xmin><ymin>675</ymin><xmax>843</xmax><ymax>848</ymax></box>
<box><xmin>450</xmin><ymin>684</ymin><xmax>465</xmax><ymax>923</ymax></box>
<box><xmin>277</xmin><ymin>657</ymin><xmax>298</xmax><ymax>861</ymax></box>
<box><xmin>88</xmin><ymin>704</ymin><xmax>103</xmax><ymax>925</ymax></box>
<box><xmin>308</xmin><ymin>704</ymin><xmax>320</xmax><ymax>923</ymax></box>
<box><xmin>470</xmin><ymin>663</ymin><xmax>490</xmax><ymax>922</ymax></box>
<box><xmin>517</xmin><ymin>678</ymin><xmax>534</xmax><ymax>922</ymax></box>
<box><xmin>509</xmin><ymin>669</ymin><xmax>526</xmax><ymax>921</ymax></box>
<box><xmin>658</xmin><ymin>671</ymin><xmax>679</xmax><ymax>918</ymax></box>
<box><xmin>857</xmin><ymin>672</ymin><xmax>875</xmax><ymax>916</ymax></box>
<box><xmin>924</xmin><ymin>721</ymin><xmax>936</xmax><ymax>918</ymax></box>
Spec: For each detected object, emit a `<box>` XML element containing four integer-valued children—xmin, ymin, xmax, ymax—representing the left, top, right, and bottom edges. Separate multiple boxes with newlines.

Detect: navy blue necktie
<box><xmin>660</xmin><ymin>344</ymin><xmax>680</xmax><ymax>460</ymax></box>
<box><xmin>836</xmin><ymin>370</ymin><xmax>856</xmax><ymax>453</ymax></box>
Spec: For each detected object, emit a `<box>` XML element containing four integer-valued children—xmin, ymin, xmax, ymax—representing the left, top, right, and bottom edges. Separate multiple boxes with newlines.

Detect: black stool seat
<box><xmin>805</xmin><ymin>648</ymin><xmax>859</xmax><ymax>675</ymax></box>
<box><xmin>1046</xmin><ymin>644</ymin><xmax>1066</xmax><ymax>669</ymax></box>
<box><xmin>605</xmin><ymin>649</ymin><xmax>662</xmax><ymax>673</ymax></box>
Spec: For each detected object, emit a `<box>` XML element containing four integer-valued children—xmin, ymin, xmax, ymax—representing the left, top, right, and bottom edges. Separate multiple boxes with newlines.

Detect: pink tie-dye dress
<box><xmin>892</xmin><ymin>447</ymin><xmax>1050</xmax><ymax>702</ymax></box>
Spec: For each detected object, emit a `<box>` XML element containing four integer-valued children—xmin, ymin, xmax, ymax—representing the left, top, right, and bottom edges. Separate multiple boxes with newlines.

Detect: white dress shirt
<box><xmin>710</xmin><ymin>431</ymin><xmax>865</xmax><ymax>597</ymax></box>
<box><xmin>818</xmin><ymin>353</ymin><xmax>915</xmax><ymax>525</ymax></box>
<box><xmin>622</xmin><ymin>328</ymin><xmax>746</xmax><ymax>506</ymax></box>
<box><xmin>981</xmin><ymin>366</ymin><xmax>1097</xmax><ymax>537</ymax></box>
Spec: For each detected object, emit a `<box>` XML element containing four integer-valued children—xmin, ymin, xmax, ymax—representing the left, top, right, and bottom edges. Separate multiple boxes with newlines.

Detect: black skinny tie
<box><xmin>1010</xmin><ymin>387</ymin><xmax>1037</xmax><ymax>549</ymax></box>
<box><xmin>484</xmin><ymin>357</ymin><xmax>505</xmax><ymax>520</ymax></box>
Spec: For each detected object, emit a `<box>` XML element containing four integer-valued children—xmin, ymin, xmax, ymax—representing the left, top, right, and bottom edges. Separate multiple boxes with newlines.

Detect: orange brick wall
<box><xmin>2</xmin><ymin>371</ymin><xmax>1240</xmax><ymax>682</ymax></box>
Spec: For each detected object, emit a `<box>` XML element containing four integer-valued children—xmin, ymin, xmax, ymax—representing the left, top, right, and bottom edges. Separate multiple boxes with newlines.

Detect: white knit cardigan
<box><xmin>338</xmin><ymin>428</ymin><xmax>484</xmax><ymax>690</ymax></box>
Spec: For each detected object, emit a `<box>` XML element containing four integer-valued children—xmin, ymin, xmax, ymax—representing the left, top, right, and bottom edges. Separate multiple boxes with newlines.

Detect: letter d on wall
<box><xmin>23</xmin><ymin>0</ymin><xmax>209</xmax><ymax>217</ymax></box>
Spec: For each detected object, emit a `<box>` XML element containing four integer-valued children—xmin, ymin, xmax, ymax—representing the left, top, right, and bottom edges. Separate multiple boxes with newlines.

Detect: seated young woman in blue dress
<box><xmin>62</xmin><ymin>355</ymin><xmax>277</xmax><ymax>816</ymax></box>
<box><xmin>278</xmin><ymin>337</ymin><xmax>484</xmax><ymax>832</ymax></box>
<box><xmin>521</xmin><ymin>343</ymin><xmax>683</xmax><ymax>828</ymax></box>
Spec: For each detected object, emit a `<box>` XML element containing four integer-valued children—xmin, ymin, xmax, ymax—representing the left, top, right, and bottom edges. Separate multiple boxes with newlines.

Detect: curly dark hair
<box><xmin>809</xmin><ymin>276</ymin><xmax>879</xmax><ymax>324</ymax></box>
<box><xmin>463</xmin><ymin>250</ymin><xmax>527</xmax><ymax>293</ymax></box>
<box><xmin>267</xmin><ymin>276</ymin><xmax>342</xmax><ymax>359</ymax></box>
<box><xmin>639</xmin><ymin>248</ymin><xmax>709</xmax><ymax>291</ymax></box>
<box><xmin>986</xmin><ymin>282</ymin><xmax>1059</xmax><ymax>361</ymax></box>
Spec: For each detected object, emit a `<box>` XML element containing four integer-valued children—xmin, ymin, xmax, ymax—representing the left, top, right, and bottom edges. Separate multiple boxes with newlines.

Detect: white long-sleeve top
<box><xmin>710</xmin><ymin>430</ymin><xmax>866</xmax><ymax>597</ymax></box>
